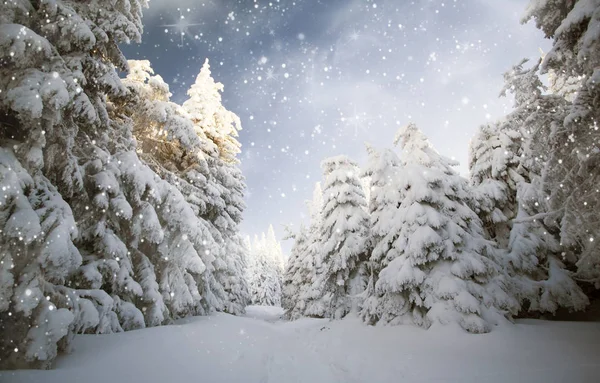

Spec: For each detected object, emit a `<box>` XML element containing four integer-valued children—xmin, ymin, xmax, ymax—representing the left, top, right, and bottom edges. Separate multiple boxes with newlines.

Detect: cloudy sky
<box><xmin>122</xmin><ymin>0</ymin><xmax>550</xmax><ymax>253</ymax></box>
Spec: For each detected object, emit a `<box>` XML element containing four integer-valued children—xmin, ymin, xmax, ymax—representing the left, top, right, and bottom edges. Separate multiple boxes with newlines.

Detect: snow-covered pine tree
<box><xmin>244</xmin><ymin>235</ymin><xmax>258</xmax><ymax>303</ymax></box>
<box><xmin>359</xmin><ymin>144</ymin><xmax>404</xmax><ymax>324</ymax></box>
<box><xmin>469</xmin><ymin>121</ymin><xmax>522</xmax><ymax>246</ymax></box>
<box><xmin>220</xmin><ymin>234</ymin><xmax>251</xmax><ymax>314</ymax></box>
<box><xmin>0</xmin><ymin>149</ymin><xmax>101</xmax><ymax>369</ymax></box>
<box><xmin>374</xmin><ymin>123</ymin><xmax>516</xmax><ymax>333</ymax></box>
<box><xmin>469</xmin><ymin>59</ymin><xmax>587</xmax><ymax>315</ymax></box>
<box><xmin>0</xmin><ymin>0</ymin><xmax>148</xmax><ymax>368</ymax></box>
<box><xmin>299</xmin><ymin>183</ymin><xmax>324</xmax><ymax>316</ymax></box>
<box><xmin>68</xmin><ymin>54</ymin><xmax>232</xmax><ymax>328</ymax></box>
<box><xmin>249</xmin><ymin>233</ymin><xmax>281</xmax><ymax>306</ymax></box>
<box><xmin>282</xmin><ymin>182</ymin><xmax>325</xmax><ymax>319</ymax></box>
<box><xmin>118</xmin><ymin>60</ymin><xmax>232</xmax><ymax>318</ymax></box>
<box><xmin>181</xmin><ymin>59</ymin><xmax>249</xmax><ymax>314</ymax></box>
<box><xmin>281</xmin><ymin>224</ymin><xmax>310</xmax><ymax>318</ymax></box>
<box><xmin>100</xmin><ymin>114</ymin><xmax>220</xmax><ymax>321</ymax></box>
<box><xmin>305</xmin><ymin>156</ymin><xmax>370</xmax><ymax>319</ymax></box>
<box><xmin>248</xmin><ymin>234</ymin><xmax>263</xmax><ymax>304</ymax></box>
<box><xmin>183</xmin><ymin>59</ymin><xmax>242</xmax><ymax>165</ymax></box>
<box><xmin>266</xmin><ymin>224</ymin><xmax>285</xmax><ymax>281</ymax></box>
<box><xmin>284</xmin><ymin>182</ymin><xmax>322</xmax><ymax>318</ymax></box>
<box><xmin>523</xmin><ymin>0</ymin><xmax>600</xmax><ymax>288</ymax></box>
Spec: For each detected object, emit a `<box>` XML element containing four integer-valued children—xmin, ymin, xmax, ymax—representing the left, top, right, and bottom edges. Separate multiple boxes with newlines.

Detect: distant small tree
<box><xmin>248</xmin><ymin>227</ymin><xmax>285</xmax><ymax>306</ymax></box>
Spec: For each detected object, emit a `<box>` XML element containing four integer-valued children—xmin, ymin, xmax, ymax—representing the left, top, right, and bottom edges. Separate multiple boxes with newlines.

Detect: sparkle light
<box><xmin>160</xmin><ymin>8</ymin><xmax>202</xmax><ymax>47</ymax></box>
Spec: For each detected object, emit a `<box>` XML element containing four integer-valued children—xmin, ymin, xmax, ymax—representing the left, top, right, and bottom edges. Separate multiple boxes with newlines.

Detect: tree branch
<box><xmin>512</xmin><ymin>208</ymin><xmax>563</xmax><ymax>223</ymax></box>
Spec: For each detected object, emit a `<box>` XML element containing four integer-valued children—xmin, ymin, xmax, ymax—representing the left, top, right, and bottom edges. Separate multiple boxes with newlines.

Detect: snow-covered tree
<box><xmin>0</xmin><ymin>0</ymin><xmax>149</xmax><ymax>368</ymax></box>
<box><xmin>282</xmin><ymin>182</ymin><xmax>324</xmax><ymax>319</ymax></box>
<box><xmin>181</xmin><ymin>59</ymin><xmax>249</xmax><ymax>312</ymax></box>
<box><xmin>469</xmin><ymin>58</ymin><xmax>588</xmax><ymax>314</ymax></box>
<box><xmin>244</xmin><ymin>235</ymin><xmax>258</xmax><ymax>302</ymax></box>
<box><xmin>359</xmin><ymin>145</ymin><xmax>404</xmax><ymax>324</ymax></box>
<box><xmin>281</xmin><ymin>224</ymin><xmax>310</xmax><ymax>318</ymax></box>
<box><xmin>71</xmin><ymin>56</ymin><xmax>228</xmax><ymax>326</ymax></box>
<box><xmin>0</xmin><ymin>2</ymin><xmax>251</xmax><ymax>367</ymax></box>
<box><xmin>0</xmin><ymin>149</ymin><xmax>102</xmax><ymax>369</ymax></box>
<box><xmin>305</xmin><ymin>156</ymin><xmax>370</xmax><ymax>319</ymax></box>
<box><xmin>469</xmin><ymin>122</ymin><xmax>521</xmax><ymax>244</ymax></box>
<box><xmin>183</xmin><ymin>59</ymin><xmax>242</xmax><ymax>165</ymax></box>
<box><xmin>266</xmin><ymin>225</ymin><xmax>285</xmax><ymax>276</ymax></box>
<box><xmin>373</xmin><ymin>123</ymin><xmax>516</xmax><ymax>333</ymax></box>
<box><xmin>523</xmin><ymin>0</ymin><xmax>600</xmax><ymax>287</ymax></box>
<box><xmin>220</xmin><ymin>234</ymin><xmax>251</xmax><ymax>315</ymax></box>
<box><xmin>118</xmin><ymin>59</ymin><xmax>250</xmax><ymax>318</ymax></box>
<box><xmin>181</xmin><ymin>60</ymin><xmax>245</xmax><ymax>246</ymax></box>
<box><xmin>247</xmin><ymin>227</ymin><xmax>285</xmax><ymax>306</ymax></box>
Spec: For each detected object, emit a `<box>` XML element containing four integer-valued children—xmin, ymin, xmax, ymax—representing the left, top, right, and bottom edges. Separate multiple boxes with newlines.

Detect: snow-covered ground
<box><xmin>2</xmin><ymin>305</ymin><xmax>600</xmax><ymax>383</ymax></box>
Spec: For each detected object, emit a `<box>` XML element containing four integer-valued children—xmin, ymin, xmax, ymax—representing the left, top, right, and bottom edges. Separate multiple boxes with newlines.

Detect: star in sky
<box><xmin>349</xmin><ymin>30</ymin><xmax>361</xmax><ymax>41</ymax></box>
<box><xmin>265</xmin><ymin>68</ymin><xmax>277</xmax><ymax>80</ymax></box>
<box><xmin>341</xmin><ymin>104</ymin><xmax>374</xmax><ymax>137</ymax></box>
<box><xmin>160</xmin><ymin>8</ymin><xmax>203</xmax><ymax>47</ymax></box>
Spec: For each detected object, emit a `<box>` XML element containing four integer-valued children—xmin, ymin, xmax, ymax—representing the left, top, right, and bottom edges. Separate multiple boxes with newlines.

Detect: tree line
<box><xmin>282</xmin><ymin>0</ymin><xmax>600</xmax><ymax>333</ymax></box>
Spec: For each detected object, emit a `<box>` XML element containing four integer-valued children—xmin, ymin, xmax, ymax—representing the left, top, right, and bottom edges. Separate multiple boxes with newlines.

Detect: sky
<box><xmin>122</xmin><ymin>0</ymin><xmax>551</xmax><ymax>254</ymax></box>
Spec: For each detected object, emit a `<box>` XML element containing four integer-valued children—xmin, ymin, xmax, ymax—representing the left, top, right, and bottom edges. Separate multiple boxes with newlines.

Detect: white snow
<box><xmin>244</xmin><ymin>305</ymin><xmax>284</xmax><ymax>322</ymax></box>
<box><xmin>2</xmin><ymin>306</ymin><xmax>599</xmax><ymax>383</ymax></box>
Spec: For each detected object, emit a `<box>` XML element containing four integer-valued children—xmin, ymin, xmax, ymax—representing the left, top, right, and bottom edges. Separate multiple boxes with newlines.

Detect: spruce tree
<box><xmin>282</xmin><ymin>182</ymin><xmax>324</xmax><ymax>319</ymax></box>
<box><xmin>469</xmin><ymin>59</ymin><xmax>588</xmax><ymax>314</ymax></box>
<box><xmin>374</xmin><ymin>123</ymin><xmax>515</xmax><ymax>333</ymax></box>
<box><xmin>359</xmin><ymin>145</ymin><xmax>404</xmax><ymax>324</ymax></box>
<box><xmin>0</xmin><ymin>0</ymin><xmax>149</xmax><ymax>368</ymax></box>
<box><xmin>305</xmin><ymin>156</ymin><xmax>369</xmax><ymax>319</ymax></box>
<box><xmin>247</xmin><ymin>228</ymin><xmax>284</xmax><ymax>306</ymax></box>
<box><xmin>281</xmin><ymin>224</ymin><xmax>310</xmax><ymax>318</ymax></box>
<box><xmin>523</xmin><ymin>0</ymin><xmax>600</xmax><ymax>287</ymax></box>
<box><xmin>181</xmin><ymin>59</ymin><xmax>248</xmax><ymax>313</ymax></box>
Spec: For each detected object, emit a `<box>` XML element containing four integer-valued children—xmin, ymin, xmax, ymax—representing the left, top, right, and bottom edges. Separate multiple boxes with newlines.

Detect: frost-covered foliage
<box><xmin>115</xmin><ymin>59</ymin><xmax>250</xmax><ymax>316</ymax></box>
<box><xmin>247</xmin><ymin>226</ymin><xmax>285</xmax><ymax>306</ymax></box>
<box><xmin>469</xmin><ymin>59</ymin><xmax>588</xmax><ymax>314</ymax></box>
<box><xmin>284</xmin><ymin>128</ymin><xmax>514</xmax><ymax>331</ymax></box>
<box><xmin>304</xmin><ymin>156</ymin><xmax>370</xmax><ymax>319</ymax></box>
<box><xmin>282</xmin><ymin>182</ymin><xmax>323</xmax><ymax>319</ymax></box>
<box><xmin>280</xmin><ymin>0</ymin><xmax>598</xmax><ymax>333</ymax></box>
<box><xmin>183</xmin><ymin>59</ymin><xmax>242</xmax><ymax>165</ymax></box>
<box><xmin>469</xmin><ymin>122</ymin><xmax>520</xmax><ymax>243</ymax></box>
<box><xmin>523</xmin><ymin>0</ymin><xmax>600</xmax><ymax>77</ymax></box>
<box><xmin>281</xmin><ymin>225</ymin><xmax>310</xmax><ymax>317</ymax></box>
<box><xmin>369</xmin><ymin>123</ymin><xmax>516</xmax><ymax>333</ymax></box>
<box><xmin>0</xmin><ymin>0</ymin><xmax>149</xmax><ymax>369</ymax></box>
<box><xmin>541</xmin><ymin>49</ymin><xmax>583</xmax><ymax>102</ymax></box>
<box><xmin>0</xmin><ymin>148</ymin><xmax>102</xmax><ymax>369</ymax></box>
<box><xmin>220</xmin><ymin>235</ymin><xmax>251</xmax><ymax>315</ymax></box>
<box><xmin>0</xmin><ymin>2</ymin><xmax>249</xmax><ymax>369</ymax></box>
<box><xmin>523</xmin><ymin>0</ymin><xmax>600</xmax><ymax>287</ymax></box>
<box><xmin>359</xmin><ymin>145</ymin><xmax>404</xmax><ymax>324</ymax></box>
<box><xmin>180</xmin><ymin>59</ymin><xmax>249</xmax><ymax>313</ymax></box>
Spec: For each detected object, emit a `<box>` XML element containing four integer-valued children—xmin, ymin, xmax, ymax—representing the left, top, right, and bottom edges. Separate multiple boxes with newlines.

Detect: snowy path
<box><xmin>2</xmin><ymin>306</ymin><xmax>600</xmax><ymax>383</ymax></box>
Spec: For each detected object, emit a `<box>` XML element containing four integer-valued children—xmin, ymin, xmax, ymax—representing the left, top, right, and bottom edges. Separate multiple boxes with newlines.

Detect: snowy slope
<box><xmin>2</xmin><ymin>306</ymin><xmax>599</xmax><ymax>383</ymax></box>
